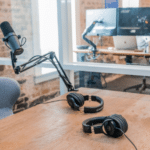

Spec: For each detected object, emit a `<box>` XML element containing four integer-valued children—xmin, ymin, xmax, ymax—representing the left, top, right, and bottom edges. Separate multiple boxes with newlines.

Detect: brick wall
<box><xmin>0</xmin><ymin>0</ymin><xmax>60</xmax><ymax>113</ymax></box>
<box><xmin>140</xmin><ymin>0</ymin><xmax>150</xmax><ymax>7</ymax></box>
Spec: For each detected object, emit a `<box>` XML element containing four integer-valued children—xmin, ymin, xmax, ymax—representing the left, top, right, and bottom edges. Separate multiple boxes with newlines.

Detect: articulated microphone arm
<box><xmin>82</xmin><ymin>19</ymin><xmax>103</xmax><ymax>59</ymax></box>
<box><xmin>10</xmin><ymin>51</ymin><xmax>76</xmax><ymax>92</ymax></box>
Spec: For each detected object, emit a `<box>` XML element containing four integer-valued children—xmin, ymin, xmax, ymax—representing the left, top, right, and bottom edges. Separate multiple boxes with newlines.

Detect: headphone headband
<box><xmin>82</xmin><ymin>116</ymin><xmax>107</xmax><ymax>133</ymax></box>
<box><xmin>84</xmin><ymin>96</ymin><xmax>104</xmax><ymax>113</ymax></box>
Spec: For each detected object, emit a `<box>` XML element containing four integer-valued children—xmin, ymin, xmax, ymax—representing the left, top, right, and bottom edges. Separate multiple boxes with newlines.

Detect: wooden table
<box><xmin>0</xmin><ymin>88</ymin><xmax>150</xmax><ymax>150</ymax></box>
<box><xmin>74</xmin><ymin>46</ymin><xmax>150</xmax><ymax>57</ymax></box>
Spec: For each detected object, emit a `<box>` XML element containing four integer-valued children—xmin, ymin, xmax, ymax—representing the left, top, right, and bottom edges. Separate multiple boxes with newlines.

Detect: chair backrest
<box><xmin>0</xmin><ymin>77</ymin><xmax>20</xmax><ymax>120</ymax></box>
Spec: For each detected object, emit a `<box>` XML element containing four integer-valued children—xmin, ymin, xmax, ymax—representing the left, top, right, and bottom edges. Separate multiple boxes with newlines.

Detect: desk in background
<box><xmin>0</xmin><ymin>88</ymin><xmax>150</xmax><ymax>150</ymax></box>
<box><xmin>74</xmin><ymin>46</ymin><xmax>150</xmax><ymax>57</ymax></box>
<box><xmin>75</xmin><ymin>46</ymin><xmax>150</xmax><ymax>89</ymax></box>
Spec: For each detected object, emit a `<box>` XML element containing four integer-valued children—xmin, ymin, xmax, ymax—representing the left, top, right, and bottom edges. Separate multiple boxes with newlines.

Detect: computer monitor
<box><xmin>86</xmin><ymin>8</ymin><xmax>117</xmax><ymax>36</ymax></box>
<box><xmin>113</xmin><ymin>36</ymin><xmax>137</xmax><ymax>50</ymax></box>
<box><xmin>117</xmin><ymin>7</ymin><xmax>150</xmax><ymax>35</ymax></box>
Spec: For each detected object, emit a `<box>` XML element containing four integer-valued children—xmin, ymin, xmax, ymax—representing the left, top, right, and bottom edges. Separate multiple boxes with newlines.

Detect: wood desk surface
<box><xmin>74</xmin><ymin>46</ymin><xmax>150</xmax><ymax>57</ymax></box>
<box><xmin>0</xmin><ymin>88</ymin><xmax>150</xmax><ymax>150</ymax></box>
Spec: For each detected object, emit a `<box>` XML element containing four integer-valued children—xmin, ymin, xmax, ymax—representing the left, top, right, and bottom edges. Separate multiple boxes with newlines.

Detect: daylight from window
<box><xmin>38</xmin><ymin>0</ymin><xmax>59</xmax><ymax>74</ymax></box>
<box><xmin>123</xmin><ymin>0</ymin><xmax>139</xmax><ymax>7</ymax></box>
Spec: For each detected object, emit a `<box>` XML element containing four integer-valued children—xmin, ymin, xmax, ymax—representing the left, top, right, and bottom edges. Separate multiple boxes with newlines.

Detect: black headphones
<box><xmin>66</xmin><ymin>93</ymin><xmax>104</xmax><ymax>113</ymax></box>
<box><xmin>82</xmin><ymin>114</ymin><xmax>128</xmax><ymax>138</ymax></box>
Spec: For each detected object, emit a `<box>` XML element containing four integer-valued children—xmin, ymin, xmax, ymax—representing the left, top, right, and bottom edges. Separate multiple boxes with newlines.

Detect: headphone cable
<box><xmin>115</xmin><ymin>127</ymin><xmax>137</xmax><ymax>150</ymax></box>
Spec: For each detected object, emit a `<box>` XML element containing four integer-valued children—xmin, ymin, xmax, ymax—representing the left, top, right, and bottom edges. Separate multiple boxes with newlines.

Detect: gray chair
<box><xmin>0</xmin><ymin>77</ymin><xmax>20</xmax><ymax>120</ymax></box>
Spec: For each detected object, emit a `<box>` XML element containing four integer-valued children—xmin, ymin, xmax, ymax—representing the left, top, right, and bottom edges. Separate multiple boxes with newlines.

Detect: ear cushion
<box><xmin>104</xmin><ymin>114</ymin><xmax>128</xmax><ymax>138</ymax></box>
<box><xmin>67</xmin><ymin>93</ymin><xmax>81</xmax><ymax>107</ymax></box>
<box><xmin>76</xmin><ymin>93</ymin><xmax>85</xmax><ymax>106</ymax></box>
<box><xmin>103</xmin><ymin>120</ymin><xmax>116</xmax><ymax>136</ymax></box>
<box><xmin>66</xmin><ymin>93</ymin><xmax>78</xmax><ymax>109</ymax></box>
<box><xmin>67</xmin><ymin>93</ymin><xmax>84</xmax><ymax>107</ymax></box>
<box><xmin>112</xmin><ymin>114</ymin><xmax>128</xmax><ymax>133</ymax></box>
<box><xmin>72</xmin><ymin>93</ymin><xmax>85</xmax><ymax>107</ymax></box>
<box><xmin>117</xmin><ymin>114</ymin><xmax>128</xmax><ymax>133</ymax></box>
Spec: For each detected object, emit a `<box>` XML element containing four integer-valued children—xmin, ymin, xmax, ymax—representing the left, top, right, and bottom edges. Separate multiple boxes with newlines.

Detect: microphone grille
<box><xmin>0</xmin><ymin>21</ymin><xmax>14</xmax><ymax>36</ymax></box>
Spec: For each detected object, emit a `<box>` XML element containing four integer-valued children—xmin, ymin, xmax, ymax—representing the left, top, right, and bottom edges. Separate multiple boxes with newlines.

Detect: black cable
<box><xmin>101</xmin><ymin>119</ymin><xmax>137</xmax><ymax>150</ymax></box>
<box><xmin>21</xmin><ymin>37</ymin><xmax>27</xmax><ymax>47</ymax></box>
<box><xmin>5</xmin><ymin>42</ymin><xmax>11</xmax><ymax>49</ymax></box>
<box><xmin>4</xmin><ymin>37</ymin><xmax>27</xmax><ymax>50</ymax></box>
<box><xmin>22</xmin><ymin>55</ymin><xmax>42</xmax><ymax>70</ymax></box>
<box><xmin>22</xmin><ymin>55</ymin><xmax>49</xmax><ymax>70</ymax></box>
<box><xmin>115</xmin><ymin>127</ymin><xmax>137</xmax><ymax>150</ymax></box>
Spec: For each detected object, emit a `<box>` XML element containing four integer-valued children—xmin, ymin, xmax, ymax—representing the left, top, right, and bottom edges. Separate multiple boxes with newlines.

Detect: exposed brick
<box><xmin>15</xmin><ymin>98</ymin><xmax>24</xmax><ymax>105</ymax></box>
<box><xmin>25</xmin><ymin>97</ymin><xmax>29</xmax><ymax>102</ymax></box>
<box><xmin>20</xmin><ymin>93</ymin><xmax>25</xmax><ymax>97</ymax></box>
<box><xmin>0</xmin><ymin>65</ymin><xmax>4</xmax><ymax>71</ymax></box>
<box><xmin>45</xmin><ymin>91</ymin><xmax>60</xmax><ymax>101</ymax></box>
<box><xmin>17</xmin><ymin>103</ymin><xmax>28</xmax><ymax>109</ymax></box>
<box><xmin>17</xmin><ymin>79</ymin><xmax>26</xmax><ymax>84</ymax></box>
<box><xmin>41</xmin><ymin>88</ymin><xmax>50</xmax><ymax>95</ymax></box>
<box><xmin>29</xmin><ymin>96</ymin><xmax>45</xmax><ymax>108</ymax></box>
<box><xmin>32</xmin><ymin>92</ymin><xmax>41</xmax><ymax>99</ymax></box>
<box><xmin>50</xmin><ymin>86</ymin><xmax>59</xmax><ymax>91</ymax></box>
<box><xmin>14</xmin><ymin>108</ymin><xmax>25</xmax><ymax>114</ymax></box>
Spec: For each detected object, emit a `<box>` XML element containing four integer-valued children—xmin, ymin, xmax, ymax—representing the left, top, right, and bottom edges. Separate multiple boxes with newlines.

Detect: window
<box><xmin>31</xmin><ymin>0</ymin><xmax>150</xmax><ymax>93</ymax></box>
<box><xmin>38</xmin><ymin>0</ymin><xmax>59</xmax><ymax>75</ymax></box>
<box><xmin>123</xmin><ymin>0</ymin><xmax>139</xmax><ymax>7</ymax></box>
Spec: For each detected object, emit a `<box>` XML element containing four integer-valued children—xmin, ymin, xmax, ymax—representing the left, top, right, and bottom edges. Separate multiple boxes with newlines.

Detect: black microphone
<box><xmin>0</xmin><ymin>21</ymin><xmax>24</xmax><ymax>55</ymax></box>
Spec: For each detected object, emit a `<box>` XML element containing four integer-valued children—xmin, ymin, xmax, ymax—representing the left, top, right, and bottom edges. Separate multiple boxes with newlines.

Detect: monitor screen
<box><xmin>86</xmin><ymin>8</ymin><xmax>117</xmax><ymax>36</ymax></box>
<box><xmin>117</xmin><ymin>8</ymin><xmax>150</xmax><ymax>35</ymax></box>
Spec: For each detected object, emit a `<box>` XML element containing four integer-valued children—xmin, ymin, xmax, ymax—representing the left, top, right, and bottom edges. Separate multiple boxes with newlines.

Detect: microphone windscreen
<box><xmin>0</xmin><ymin>21</ymin><xmax>14</xmax><ymax>36</ymax></box>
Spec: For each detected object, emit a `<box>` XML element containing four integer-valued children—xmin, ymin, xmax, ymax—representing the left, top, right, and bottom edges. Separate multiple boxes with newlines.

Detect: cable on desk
<box><xmin>115</xmin><ymin>127</ymin><xmax>138</xmax><ymax>150</ymax></box>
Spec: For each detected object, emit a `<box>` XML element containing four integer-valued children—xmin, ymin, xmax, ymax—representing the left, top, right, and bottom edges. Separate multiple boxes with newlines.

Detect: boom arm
<box><xmin>11</xmin><ymin>51</ymin><xmax>76</xmax><ymax>92</ymax></box>
<box><xmin>82</xmin><ymin>20</ymin><xmax>103</xmax><ymax>59</ymax></box>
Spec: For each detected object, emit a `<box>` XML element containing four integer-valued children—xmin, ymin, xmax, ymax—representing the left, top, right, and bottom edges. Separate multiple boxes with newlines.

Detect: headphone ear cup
<box><xmin>67</xmin><ymin>93</ymin><xmax>80</xmax><ymax>110</ymax></box>
<box><xmin>67</xmin><ymin>93</ymin><xmax>84</xmax><ymax>110</ymax></box>
<box><xmin>71</xmin><ymin>93</ymin><xmax>85</xmax><ymax>107</ymax></box>
<box><xmin>67</xmin><ymin>97</ymin><xmax>76</xmax><ymax>109</ymax></box>
<box><xmin>107</xmin><ymin>114</ymin><xmax>128</xmax><ymax>138</ymax></box>
<box><xmin>103</xmin><ymin>120</ymin><xmax>117</xmax><ymax>136</ymax></box>
<box><xmin>76</xmin><ymin>93</ymin><xmax>85</xmax><ymax>106</ymax></box>
<box><xmin>116</xmin><ymin>114</ymin><xmax>128</xmax><ymax>133</ymax></box>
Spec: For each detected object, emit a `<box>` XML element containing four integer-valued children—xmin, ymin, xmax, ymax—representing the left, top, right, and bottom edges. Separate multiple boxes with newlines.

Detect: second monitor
<box><xmin>86</xmin><ymin>8</ymin><xmax>117</xmax><ymax>36</ymax></box>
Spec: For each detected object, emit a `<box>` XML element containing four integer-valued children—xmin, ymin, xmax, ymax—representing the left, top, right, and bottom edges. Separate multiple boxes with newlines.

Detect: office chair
<box><xmin>124</xmin><ymin>40</ymin><xmax>150</xmax><ymax>93</ymax></box>
<box><xmin>0</xmin><ymin>77</ymin><xmax>20</xmax><ymax>120</ymax></box>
